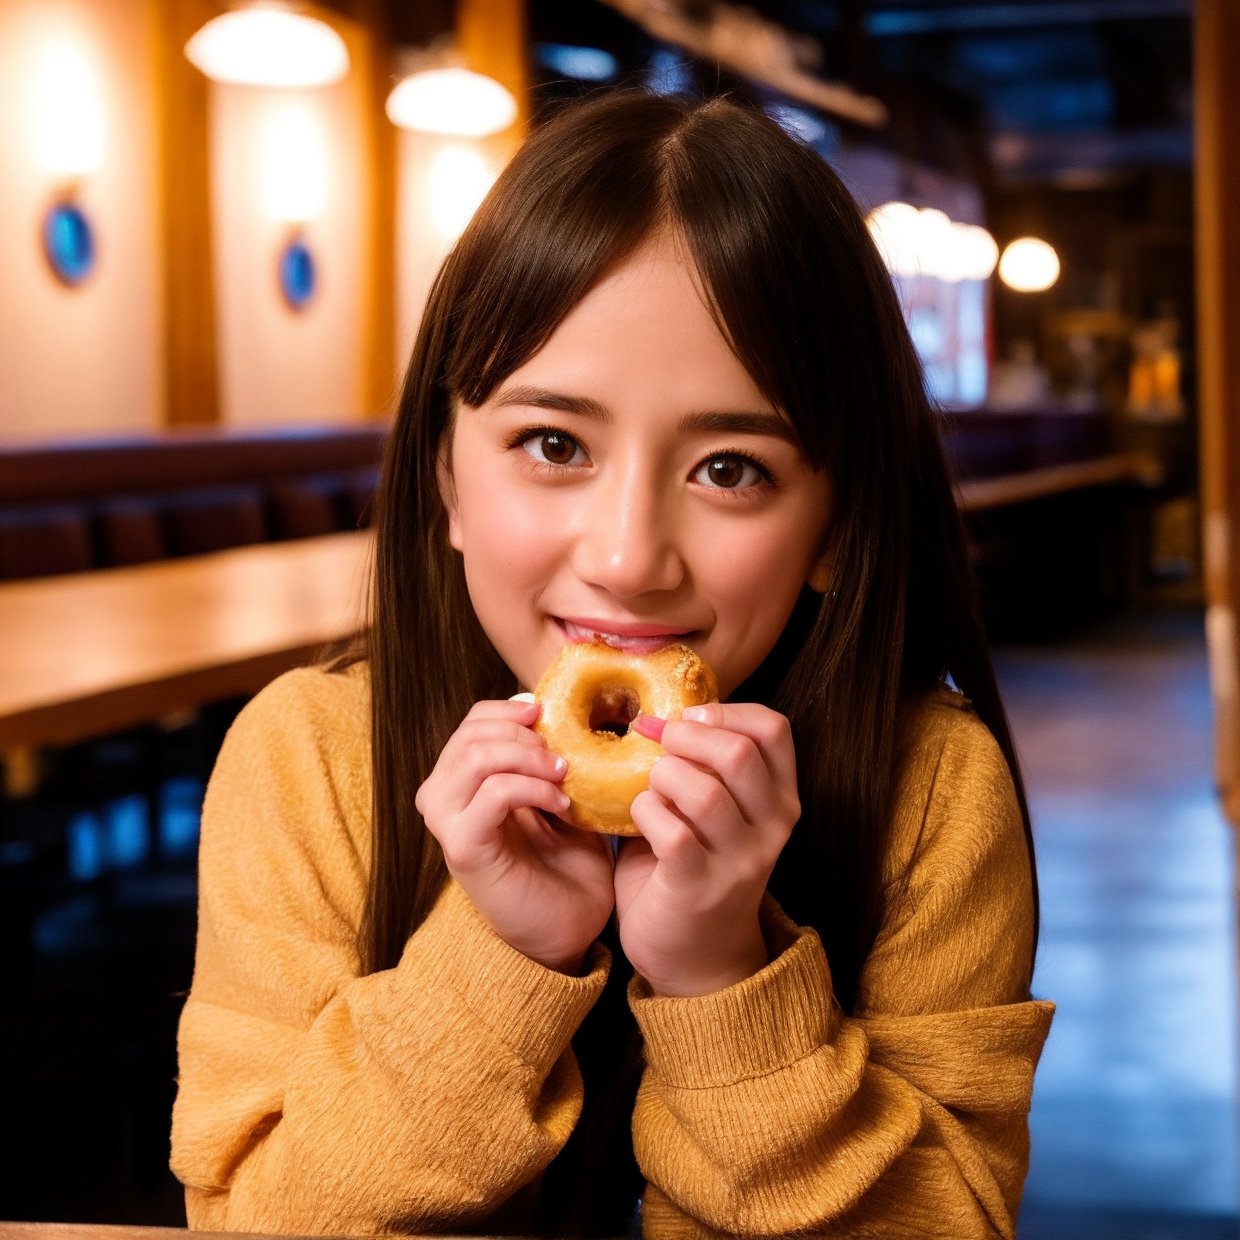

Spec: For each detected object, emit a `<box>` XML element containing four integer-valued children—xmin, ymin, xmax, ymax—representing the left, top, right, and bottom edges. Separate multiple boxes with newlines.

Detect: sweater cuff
<box><xmin>400</xmin><ymin>880</ymin><xmax>609</xmax><ymax>1073</ymax></box>
<box><xmin>627</xmin><ymin>897</ymin><xmax>840</xmax><ymax>1089</ymax></box>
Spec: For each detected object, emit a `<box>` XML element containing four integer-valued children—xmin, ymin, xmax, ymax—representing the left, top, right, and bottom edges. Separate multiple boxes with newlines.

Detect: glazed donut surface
<box><xmin>534</xmin><ymin>640</ymin><xmax>718</xmax><ymax>835</ymax></box>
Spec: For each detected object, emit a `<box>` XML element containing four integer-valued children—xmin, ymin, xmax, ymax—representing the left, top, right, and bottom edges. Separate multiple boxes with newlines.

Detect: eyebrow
<box><xmin>491</xmin><ymin>384</ymin><xmax>800</xmax><ymax>445</ymax></box>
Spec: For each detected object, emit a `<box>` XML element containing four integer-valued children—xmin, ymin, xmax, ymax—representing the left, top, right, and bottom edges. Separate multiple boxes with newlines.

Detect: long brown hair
<box><xmin>346</xmin><ymin>91</ymin><xmax>1037</xmax><ymax>1225</ymax></box>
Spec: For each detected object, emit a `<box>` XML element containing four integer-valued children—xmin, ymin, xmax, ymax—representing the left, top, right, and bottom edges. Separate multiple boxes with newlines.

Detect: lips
<box><xmin>556</xmin><ymin>617</ymin><xmax>694</xmax><ymax>654</ymax></box>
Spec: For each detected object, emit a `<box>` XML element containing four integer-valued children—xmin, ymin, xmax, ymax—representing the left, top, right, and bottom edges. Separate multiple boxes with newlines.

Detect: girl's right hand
<box><xmin>415</xmin><ymin>697</ymin><xmax>615</xmax><ymax>975</ymax></box>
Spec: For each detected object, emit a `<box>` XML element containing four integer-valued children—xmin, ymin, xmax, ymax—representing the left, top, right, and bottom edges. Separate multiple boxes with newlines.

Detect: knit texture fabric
<box><xmin>171</xmin><ymin>663</ymin><xmax>1053</xmax><ymax>1238</ymax></box>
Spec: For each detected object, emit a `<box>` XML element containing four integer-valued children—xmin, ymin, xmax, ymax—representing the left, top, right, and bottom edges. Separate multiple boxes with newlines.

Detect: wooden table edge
<box><xmin>0</xmin><ymin>639</ymin><xmax>359</xmax><ymax>751</ymax></box>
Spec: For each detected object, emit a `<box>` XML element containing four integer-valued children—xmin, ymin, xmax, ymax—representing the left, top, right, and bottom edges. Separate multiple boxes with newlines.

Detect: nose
<box><xmin>572</xmin><ymin>461</ymin><xmax>685</xmax><ymax>599</ymax></box>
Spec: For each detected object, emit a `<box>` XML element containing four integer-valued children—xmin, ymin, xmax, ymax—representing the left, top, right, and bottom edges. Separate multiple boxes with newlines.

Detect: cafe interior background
<box><xmin>0</xmin><ymin>0</ymin><xmax>1235</xmax><ymax>1235</ymax></box>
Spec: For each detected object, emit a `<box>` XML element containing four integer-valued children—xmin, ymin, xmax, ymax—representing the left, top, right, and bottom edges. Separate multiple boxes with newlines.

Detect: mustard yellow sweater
<box><xmin>171</xmin><ymin>663</ymin><xmax>1053</xmax><ymax>1238</ymax></box>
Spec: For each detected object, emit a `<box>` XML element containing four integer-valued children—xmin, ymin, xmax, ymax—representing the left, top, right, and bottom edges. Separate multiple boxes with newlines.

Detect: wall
<box><xmin>0</xmin><ymin>0</ymin><xmax>385</xmax><ymax>440</ymax></box>
<box><xmin>0</xmin><ymin>0</ymin><xmax>162</xmax><ymax>440</ymax></box>
<box><xmin>394</xmin><ymin>130</ymin><xmax>502</xmax><ymax>378</ymax></box>
<box><xmin>210</xmin><ymin>78</ymin><xmax>370</xmax><ymax>425</ymax></box>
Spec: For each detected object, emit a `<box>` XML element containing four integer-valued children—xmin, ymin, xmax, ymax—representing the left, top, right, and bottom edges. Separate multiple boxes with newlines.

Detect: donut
<box><xmin>534</xmin><ymin>640</ymin><xmax>718</xmax><ymax>836</ymax></box>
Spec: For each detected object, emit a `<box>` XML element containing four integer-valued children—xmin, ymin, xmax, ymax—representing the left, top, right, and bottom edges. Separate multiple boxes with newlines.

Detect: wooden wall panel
<box><xmin>150</xmin><ymin>0</ymin><xmax>223</xmax><ymax>426</ymax></box>
<box><xmin>1194</xmin><ymin>0</ymin><xmax>1240</xmax><ymax>826</ymax></box>
<box><xmin>457</xmin><ymin>0</ymin><xmax>530</xmax><ymax>162</ymax></box>
<box><xmin>319</xmin><ymin>0</ymin><xmax>397</xmax><ymax>417</ymax></box>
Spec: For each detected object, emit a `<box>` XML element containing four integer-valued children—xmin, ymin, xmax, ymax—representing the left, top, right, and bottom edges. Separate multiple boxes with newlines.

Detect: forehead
<box><xmin>494</xmin><ymin>234</ymin><xmax>772</xmax><ymax>415</ymax></box>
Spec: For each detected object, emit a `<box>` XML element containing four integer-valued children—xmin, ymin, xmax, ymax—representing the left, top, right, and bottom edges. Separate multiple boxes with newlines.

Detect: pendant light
<box><xmin>185</xmin><ymin>4</ymin><xmax>349</xmax><ymax>89</ymax></box>
<box><xmin>997</xmin><ymin>237</ymin><xmax>1061</xmax><ymax>293</ymax></box>
<box><xmin>385</xmin><ymin>65</ymin><xmax>518</xmax><ymax>138</ymax></box>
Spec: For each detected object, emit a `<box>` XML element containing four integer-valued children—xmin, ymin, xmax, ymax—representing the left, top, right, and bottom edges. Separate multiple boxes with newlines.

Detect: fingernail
<box><xmin>509</xmin><ymin>691</ymin><xmax>536</xmax><ymax>703</ymax></box>
<box><xmin>682</xmin><ymin>706</ymin><xmax>709</xmax><ymax>723</ymax></box>
<box><xmin>632</xmin><ymin>713</ymin><xmax>666</xmax><ymax>742</ymax></box>
<box><xmin>553</xmin><ymin>755</ymin><xmax>568</xmax><ymax>776</ymax></box>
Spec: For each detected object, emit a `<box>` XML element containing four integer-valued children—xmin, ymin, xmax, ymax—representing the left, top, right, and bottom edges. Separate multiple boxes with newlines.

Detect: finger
<box><xmin>419</xmin><ymin>740</ymin><xmax>565</xmax><ymax>823</ymax></box>
<box><xmin>628</xmin><ymin>788</ymin><xmax>708</xmax><ymax>879</ymax></box>
<box><xmin>654</xmin><ymin>723</ymin><xmax>777</xmax><ymax>830</ymax></box>
<box><xmin>646</xmin><ymin>754</ymin><xmax>750</xmax><ymax>850</ymax></box>
<box><xmin>437</xmin><ymin>718</ymin><xmax>553</xmax><ymax>777</ymax></box>
<box><xmin>441</xmin><ymin>775</ymin><xmax>571</xmax><ymax>870</ymax></box>
<box><xmin>462</xmin><ymin>698</ymin><xmax>541</xmax><ymax>726</ymax></box>
<box><xmin>665</xmin><ymin>704</ymin><xmax>799</xmax><ymax>813</ymax></box>
<box><xmin>683</xmin><ymin>703</ymin><xmax>797</xmax><ymax>789</ymax></box>
<box><xmin>452</xmin><ymin>718</ymin><xmax>552</xmax><ymax>749</ymax></box>
<box><xmin>453</xmin><ymin>740</ymin><xmax>567</xmax><ymax>802</ymax></box>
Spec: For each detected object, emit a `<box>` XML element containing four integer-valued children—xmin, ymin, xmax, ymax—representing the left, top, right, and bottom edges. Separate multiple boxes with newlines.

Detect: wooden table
<box><xmin>0</xmin><ymin>531</ymin><xmax>372</xmax><ymax>754</ymax></box>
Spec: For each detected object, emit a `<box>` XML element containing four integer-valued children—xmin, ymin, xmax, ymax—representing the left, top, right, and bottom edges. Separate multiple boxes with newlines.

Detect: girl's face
<box><xmin>439</xmin><ymin>232</ymin><xmax>833</xmax><ymax>700</ymax></box>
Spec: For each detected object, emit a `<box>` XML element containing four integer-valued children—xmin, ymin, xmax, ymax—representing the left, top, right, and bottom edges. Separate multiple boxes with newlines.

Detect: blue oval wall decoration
<box><xmin>279</xmin><ymin>237</ymin><xmax>316</xmax><ymax>310</ymax></box>
<box><xmin>43</xmin><ymin>202</ymin><xmax>95</xmax><ymax>286</ymax></box>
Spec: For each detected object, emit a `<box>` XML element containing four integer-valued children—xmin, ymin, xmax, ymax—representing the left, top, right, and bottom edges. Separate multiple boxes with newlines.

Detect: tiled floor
<box><xmin>995</xmin><ymin>609</ymin><xmax>1239</xmax><ymax>1237</ymax></box>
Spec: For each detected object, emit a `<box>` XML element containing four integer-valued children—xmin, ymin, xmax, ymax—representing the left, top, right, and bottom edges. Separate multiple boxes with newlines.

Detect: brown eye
<box><xmin>696</xmin><ymin>454</ymin><xmax>766</xmax><ymax>490</ymax></box>
<box><xmin>521</xmin><ymin>430</ymin><xmax>584</xmax><ymax>466</ymax></box>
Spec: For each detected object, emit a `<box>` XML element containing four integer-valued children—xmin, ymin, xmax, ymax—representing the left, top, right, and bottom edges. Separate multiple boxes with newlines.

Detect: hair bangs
<box><xmin>439</xmin><ymin>102</ymin><xmax>685</xmax><ymax>413</ymax></box>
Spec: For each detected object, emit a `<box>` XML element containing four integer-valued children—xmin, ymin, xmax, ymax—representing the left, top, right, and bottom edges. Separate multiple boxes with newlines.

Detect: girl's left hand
<box><xmin>614</xmin><ymin>703</ymin><xmax>800</xmax><ymax>997</ymax></box>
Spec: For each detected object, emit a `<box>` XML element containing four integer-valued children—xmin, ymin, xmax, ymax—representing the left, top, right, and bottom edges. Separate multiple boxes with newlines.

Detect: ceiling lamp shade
<box><xmin>185</xmin><ymin>7</ymin><xmax>349</xmax><ymax>88</ymax></box>
<box><xmin>386</xmin><ymin>67</ymin><xmax>518</xmax><ymax>137</ymax></box>
<box><xmin>998</xmin><ymin>237</ymin><xmax>1060</xmax><ymax>292</ymax></box>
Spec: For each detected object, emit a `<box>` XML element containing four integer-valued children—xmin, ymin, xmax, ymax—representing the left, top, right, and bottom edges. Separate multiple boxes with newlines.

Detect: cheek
<box><xmin>457</xmin><ymin>477</ymin><xmax>564</xmax><ymax>581</ymax></box>
<box><xmin>699</xmin><ymin>519</ymin><xmax>815</xmax><ymax>604</ymax></box>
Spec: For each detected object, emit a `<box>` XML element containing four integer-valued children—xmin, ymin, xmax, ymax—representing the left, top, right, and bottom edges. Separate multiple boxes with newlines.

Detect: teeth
<box><xmin>563</xmin><ymin>621</ymin><xmax>671</xmax><ymax>649</ymax></box>
<box><xmin>566</xmin><ymin>621</ymin><xmax>622</xmax><ymax>646</ymax></box>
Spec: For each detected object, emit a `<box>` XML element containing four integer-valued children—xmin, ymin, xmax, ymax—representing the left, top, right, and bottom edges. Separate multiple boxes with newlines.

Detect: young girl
<box><xmin>171</xmin><ymin>89</ymin><xmax>1053</xmax><ymax>1239</ymax></box>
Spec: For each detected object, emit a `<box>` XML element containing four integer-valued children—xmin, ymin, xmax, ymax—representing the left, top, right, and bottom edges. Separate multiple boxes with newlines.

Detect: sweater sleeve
<box><xmin>169</xmin><ymin>668</ymin><xmax>609</xmax><ymax>1236</ymax></box>
<box><xmin>628</xmin><ymin>701</ymin><xmax>1054</xmax><ymax>1239</ymax></box>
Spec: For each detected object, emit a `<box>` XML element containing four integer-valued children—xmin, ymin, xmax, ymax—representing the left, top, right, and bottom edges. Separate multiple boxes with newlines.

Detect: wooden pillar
<box><xmin>337</xmin><ymin>0</ymin><xmax>398</xmax><ymax>416</ymax></box>
<box><xmin>1194</xmin><ymin>0</ymin><xmax>1240</xmax><ymax>827</ymax></box>
<box><xmin>456</xmin><ymin>0</ymin><xmax>530</xmax><ymax>161</ymax></box>
<box><xmin>151</xmin><ymin>0</ymin><xmax>223</xmax><ymax>426</ymax></box>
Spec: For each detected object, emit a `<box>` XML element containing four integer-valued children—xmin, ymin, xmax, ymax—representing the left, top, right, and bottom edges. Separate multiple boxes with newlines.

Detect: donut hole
<box><xmin>588</xmin><ymin>684</ymin><xmax>640</xmax><ymax>737</ymax></box>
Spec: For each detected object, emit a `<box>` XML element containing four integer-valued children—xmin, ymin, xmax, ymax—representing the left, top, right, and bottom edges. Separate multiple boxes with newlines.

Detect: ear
<box><xmin>436</xmin><ymin>443</ymin><xmax>463</xmax><ymax>552</ymax></box>
<box><xmin>806</xmin><ymin>543</ymin><xmax>834</xmax><ymax>594</ymax></box>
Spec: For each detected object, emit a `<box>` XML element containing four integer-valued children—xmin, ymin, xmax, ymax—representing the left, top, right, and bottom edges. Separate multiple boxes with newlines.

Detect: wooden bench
<box><xmin>0</xmin><ymin>424</ymin><xmax>387</xmax><ymax>580</ymax></box>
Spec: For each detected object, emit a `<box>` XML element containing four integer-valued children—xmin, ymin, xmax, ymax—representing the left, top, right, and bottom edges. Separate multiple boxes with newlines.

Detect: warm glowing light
<box><xmin>263</xmin><ymin>103</ymin><xmax>326</xmax><ymax>223</ymax></box>
<box><xmin>915</xmin><ymin>208</ymin><xmax>954</xmax><ymax>280</ymax></box>
<box><xmin>429</xmin><ymin>143</ymin><xmax>496</xmax><ymax>237</ymax></box>
<box><xmin>866</xmin><ymin>201</ymin><xmax>922</xmax><ymax>277</ymax></box>
<box><xmin>998</xmin><ymin>237</ymin><xmax>1060</xmax><ymax>292</ymax></box>
<box><xmin>868</xmin><ymin>202</ymin><xmax>999</xmax><ymax>282</ymax></box>
<box><xmin>36</xmin><ymin>41</ymin><xmax>103</xmax><ymax>177</ymax></box>
<box><xmin>952</xmin><ymin>223</ymin><xmax>1000</xmax><ymax>281</ymax></box>
<box><xmin>185</xmin><ymin>7</ymin><xmax>349</xmax><ymax>88</ymax></box>
<box><xmin>386</xmin><ymin>68</ymin><xmax>518</xmax><ymax>137</ymax></box>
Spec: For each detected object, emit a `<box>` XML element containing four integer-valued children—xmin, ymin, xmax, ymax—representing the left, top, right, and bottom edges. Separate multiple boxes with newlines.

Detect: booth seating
<box><xmin>0</xmin><ymin>424</ymin><xmax>387</xmax><ymax>580</ymax></box>
<box><xmin>941</xmin><ymin>408</ymin><xmax>1165</xmax><ymax>635</ymax></box>
<box><xmin>941</xmin><ymin>407</ymin><xmax>1114</xmax><ymax>483</ymax></box>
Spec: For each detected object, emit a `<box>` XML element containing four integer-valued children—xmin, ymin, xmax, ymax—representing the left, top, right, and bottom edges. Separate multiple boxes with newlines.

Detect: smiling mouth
<box><xmin>556</xmin><ymin>618</ymin><xmax>694</xmax><ymax>654</ymax></box>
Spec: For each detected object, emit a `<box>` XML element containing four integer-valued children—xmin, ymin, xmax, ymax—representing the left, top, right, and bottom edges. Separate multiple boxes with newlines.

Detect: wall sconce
<box><xmin>36</xmin><ymin>40</ymin><xmax>103</xmax><ymax>287</ymax></box>
<box><xmin>866</xmin><ymin>201</ymin><xmax>999</xmax><ymax>283</ymax></box>
<box><xmin>185</xmin><ymin>4</ymin><xmax>349</xmax><ymax>88</ymax></box>
<box><xmin>264</xmin><ymin>103</ymin><xmax>326</xmax><ymax>310</ymax></box>
<box><xmin>427</xmin><ymin>143</ymin><xmax>497</xmax><ymax>238</ymax></box>
<box><xmin>997</xmin><ymin>237</ymin><xmax>1061</xmax><ymax>293</ymax></box>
